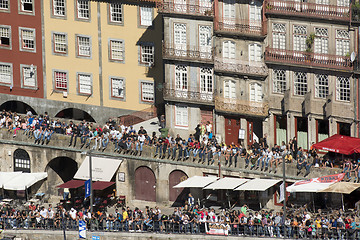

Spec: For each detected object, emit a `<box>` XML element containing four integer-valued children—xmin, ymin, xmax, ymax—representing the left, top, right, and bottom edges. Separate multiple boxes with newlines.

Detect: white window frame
<box><xmin>175</xmin><ymin>64</ymin><xmax>188</xmax><ymax>91</ymax></box>
<box><xmin>273</xmin><ymin>69</ymin><xmax>287</xmax><ymax>94</ymax></box>
<box><xmin>294</xmin><ymin>71</ymin><xmax>307</xmax><ymax>96</ymax></box>
<box><xmin>224</xmin><ymin>79</ymin><xmax>236</xmax><ymax>99</ymax></box>
<box><xmin>110</xmin><ymin>77</ymin><xmax>125</xmax><ymax>99</ymax></box>
<box><xmin>53</xmin><ymin>70</ymin><xmax>68</xmax><ymax>91</ymax></box>
<box><xmin>293</xmin><ymin>25</ymin><xmax>307</xmax><ymax>52</ymax></box>
<box><xmin>249</xmin><ymin>43</ymin><xmax>261</xmax><ymax>62</ymax></box>
<box><xmin>336</xmin><ymin>76</ymin><xmax>350</xmax><ymax>102</ymax></box>
<box><xmin>19</xmin><ymin>27</ymin><xmax>35</xmax><ymax>52</ymax></box>
<box><xmin>52</xmin><ymin>0</ymin><xmax>66</xmax><ymax>17</ymax></box>
<box><xmin>109</xmin><ymin>39</ymin><xmax>124</xmax><ymax>62</ymax></box>
<box><xmin>315</xmin><ymin>74</ymin><xmax>329</xmax><ymax>99</ymax></box>
<box><xmin>76</xmin><ymin>35</ymin><xmax>91</xmax><ymax>58</ymax></box>
<box><xmin>336</xmin><ymin>29</ymin><xmax>350</xmax><ymax>56</ymax></box>
<box><xmin>21</xmin><ymin>64</ymin><xmax>37</xmax><ymax>89</ymax></box>
<box><xmin>76</xmin><ymin>0</ymin><xmax>89</xmax><ymax>20</ymax></box>
<box><xmin>77</xmin><ymin>73</ymin><xmax>92</xmax><ymax>95</ymax></box>
<box><xmin>175</xmin><ymin>105</ymin><xmax>188</xmax><ymax>128</ymax></box>
<box><xmin>0</xmin><ymin>25</ymin><xmax>10</xmax><ymax>48</ymax></box>
<box><xmin>0</xmin><ymin>0</ymin><xmax>9</xmax><ymax>11</ymax></box>
<box><xmin>140</xmin><ymin>44</ymin><xmax>154</xmax><ymax>65</ymax></box>
<box><xmin>200</xmin><ymin>67</ymin><xmax>213</xmax><ymax>93</ymax></box>
<box><xmin>222</xmin><ymin>40</ymin><xmax>235</xmax><ymax>59</ymax></box>
<box><xmin>314</xmin><ymin>27</ymin><xmax>328</xmax><ymax>54</ymax></box>
<box><xmin>250</xmin><ymin>82</ymin><xmax>262</xmax><ymax>102</ymax></box>
<box><xmin>140</xmin><ymin>81</ymin><xmax>154</xmax><ymax>103</ymax></box>
<box><xmin>272</xmin><ymin>23</ymin><xmax>286</xmax><ymax>50</ymax></box>
<box><xmin>0</xmin><ymin>62</ymin><xmax>12</xmax><ymax>86</ymax></box>
<box><xmin>20</xmin><ymin>0</ymin><xmax>34</xmax><ymax>13</ymax></box>
<box><xmin>109</xmin><ymin>3</ymin><xmax>122</xmax><ymax>24</ymax></box>
<box><xmin>53</xmin><ymin>32</ymin><xmax>67</xmax><ymax>54</ymax></box>
<box><xmin>139</xmin><ymin>6</ymin><xmax>153</xmax><ymax>27</ymax></box>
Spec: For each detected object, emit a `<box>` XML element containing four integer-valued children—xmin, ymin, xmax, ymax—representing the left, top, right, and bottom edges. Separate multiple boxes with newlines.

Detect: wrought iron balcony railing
<box><xmin>214</xmin><ymin>19</ymin><xmax>266</xmax><ymax>36</ymax></box>
<box><xmin>162</xmin><ymin>43</ymin><xmax>214</xmax><ymax>63</ymax></box>
<box><xmin>214</xmin><ymin>57</ymin><xmax>268</xmax><ymax>77</ymax></box>
<box><xmin>215</xmin><ymin>96</ymin><xmax>269</xmax><ymax>117</ymax></box>
<box><xmin>265</xmin><ymin>0</ymin><xmax>350</xmax><ymax>21</ymax></box>
<box><xmin>264</xmin><ymin>48</ymin><xmax>352</xmax><ymax>71</ymax></box>
<box><xmin>156</xmin><ymin>1</ymin><xmax>214</xmax><ymax>17</ymax></box>
<box><xmin>163</xmin><ymin>84</ymin><xmax>214</xmax><ymax>105</ymax></box>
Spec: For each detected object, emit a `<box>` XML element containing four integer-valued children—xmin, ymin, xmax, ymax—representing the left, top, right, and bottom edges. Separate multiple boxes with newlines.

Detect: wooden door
<box><xmin>135</xmin><ymin>166</ymin><xmax>156</xmax><ymax>202</ymax></box>
<box><xmin>225</xmin><ymin>117</ymin><xmax>240</xmax><ymax>145</ymax></box>
<box><xmin>169</xmin><ymin>170</ymin><xmax>188</xmax><ymax>202</ymax></box>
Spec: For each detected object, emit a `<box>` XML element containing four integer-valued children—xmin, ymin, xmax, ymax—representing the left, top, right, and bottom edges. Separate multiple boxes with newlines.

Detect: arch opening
<box><xmin>169</xmin><ymin>170</ymin><xmax>188</xmax><ymax>205</ymax></box>
<box><xmin>13</xmin><ymin>149</ymin><xmax>31</xmax><ymax>173</ymax></box>
<box><xmin>55</xmin><ymin>108</ymin><xmax>96</xmax><ymax>122</ymax></box>
<box><xmin>0</xmin><ymin>101</ymin><xmax>37</xmax><ymax>115</ymax></box>
<box><xmin>134</xmin><ymin>166</ymin><xmax>156</xmax><ymax>202</ymax></box>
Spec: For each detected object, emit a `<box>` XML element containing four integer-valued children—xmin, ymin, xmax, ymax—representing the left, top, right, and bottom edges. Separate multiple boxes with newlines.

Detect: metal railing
<box><xmin>163</xmin><ymin>84</ymin><xmax>214</xmax><ymax>104</ymax></box>
<box><xmin>156</xmin><ymin>1</ymin><xmax>214</xmax><ymax>17</ymax></box>
<box><xmin>215</xmin><ymin>96</ymin><xmax>269</xmax><ymax>117</ymax></box>
<box><xmin>214</xmin><ymin>18</ymin><xmax>266</xmax><ymax>36</ymax></box>
<box><xmin>264</xmin><ymin>48</ymin><xmax>352</xmax><ymax>71</ymax></box>
<box><xmin>162</xmin><ymin>43</ymin><xmax>214</xmax><ymax>62</ymax></box>
<box><xmin>214</xmin><ymin>57</ymin><xmax>268</xmax><ymax>77</ymax></box>
<box><xmin>265</xmin><ymin>0</ymin><xmax>350</xmax><ymax>21</ymax></box>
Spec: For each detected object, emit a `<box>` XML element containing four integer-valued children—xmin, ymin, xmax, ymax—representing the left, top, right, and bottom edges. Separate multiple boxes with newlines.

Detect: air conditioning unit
<box><xmin>63</xmin><ymin>91</ymin><xmax>68</xmax><ymax>98</ymax></box>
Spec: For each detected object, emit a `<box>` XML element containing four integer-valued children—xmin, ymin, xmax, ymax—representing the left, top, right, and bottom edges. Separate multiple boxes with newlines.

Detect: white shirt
<box><xmin>40</xmin><ymin>209</ymin><xmax>48</xmax><ymax>218</ymax></box>
<box><xmin>69</xmin><ymin>210</ymin><xmax>77</xmax><ymax>219</ymax></box>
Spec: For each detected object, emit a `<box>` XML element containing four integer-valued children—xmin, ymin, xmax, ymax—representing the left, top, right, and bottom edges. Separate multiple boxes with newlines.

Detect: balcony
<box><xmin>214</xmin><ymin>57</ymin><xmax>268</xmax><ymax>77</ymax></box>
<box><xmin>265</xmin><ymin>0</ymin><xmax>350</xmax><ymax>22</ymax></box>
<box><xmin>214</xmin><ymin>19</ymin><xmax>266</xmax><ymax>37</ymax></box>
<box><xmin>162</xmin><ymin>43</ymin><xmax>214</xmax><ymax>63</ymax></box>
<box><xmin>163</xmin><ymin>84</ymin><xmax>214</xmax><ymax>105</ymax></box>
<box><xmin>264</xmin><ymin>48</ymin><xmax>352</xmax><ymax>71</ymax></box>
<box><xmin>215</xmin><ymin>96</ymin><xmax>269</xmax><ymax>117</ymax></box>
<box><xmin>156</xmin><ymin>1</ymin><xmax>214</xmax><ymax>17</ymax></box>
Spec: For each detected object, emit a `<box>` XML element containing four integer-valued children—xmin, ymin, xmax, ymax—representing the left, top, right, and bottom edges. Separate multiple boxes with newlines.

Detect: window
<box><xmin>0</xmin><ymin>26</ymin><xmax>10</xmax><ymax>47</ymax></box>
<box><xmin>141</xmin><ymin>82</ymin><xmax>154</xmax><ymax>102</ymax></box>
<box><xmin>175</xmin><ymin>65</ymin><xmax>188</xmax><ymax>90</ymax></box>
<box><xmin>337</xmin><ymin>0</ymin><xmax>349</xmax><ymax>7</ymax></box>
<box><xmin>140</xmin><ymin>6</ymin><xmax>152</xmax><ymax>27</ymax></box>
<box><xmin>14</xmin><ymin>149</ymin><xmax>30</xmax><ymax>173</ymax></box>
<box><xmin>0</xmin><ymin>0</ymin><xmax>9</xmax><ymax>10</ymax></box>
<box><xmin>223</xmin><ymin>0</ymin><xmax>235</xmax><ymax>20</ymax></box>
<box><xmin>222</xmin><ymin>40</ymin><xmax>235</xmax><ymax>59</ymax></box>
<box><xmin>109</xmin><ymin>3</ymin><xmax>122</xmax><ymax>23</ymax></box>
<box><xmin>336</xmin><ymin>29</ymin><xmax>350</xmax><ymax>56</ymax></box>
<box><xmin>272</xmin><ymin>23</ymin><xmax>286</xmax><ymax>49</ymax></box>
<box><xmin>78</xmin><ymin>73</ymin><xmax>92</xmax><ymax>95</ymax></box>
<box><xmin>77</xmin><ymin>36</ymin><xmax>91</xmax><ymax>57</ymax></box>
<box><xmin>0</xmin><ymin>63</ymin><xmax>12</xmax><ymax>85</ymax></box>
<box><xmin>249</xmin><ymin>0</ymin><xmax>261</xmax><ymax>27</ymax></box>
<box><xmin>53</xmin><ymin>0</ymin><xmax>66</xmax><ymax>16</ymax></box>
<box><xmin>140</xmin><ymin>44</ymin><xmax>154</xmax><ymax>65</ymax></box>
<box><xmin>53</xmin><ymin>33</ymin><xmax>67</xmax><ymax>54</ymax></box>
<box><xmin>200</xmin><ymin>67</ymin><xmax>213</xmax><ymax>93</ymax></box>
<box><xmin>199</xmin><ymin>25</ymin><xmax>212</xmax><ymax>54</ymax></box>
<box><xmin>249</xmin><ymin>43</ymin><xmax>261</xmax><ymax>62</ymax></box>
<box><xmin>336</xmin><ymin>77</ymin><xmax>350</xmax><ymax>101</ymax></box>
<box><xmin>294</xmin><ymin>72</ymin><xmax>307</xmax><ymax>96</ymax></box>
<box><xmin>314</xmin><ymin>27</ymin><xmax>328</xmax><ymax>54</ymax></box>
<box><xmin>273</xmin><ymin>69</ymin><xmax>286</xmax><ymax>93</ymax></box>
<box><xmin>293</xmin><ymin>25</ymin><xmax>306</xmax><ymax>51</ymax></box>
<box><xmin>174</xmin><ymin>23</ymin><xmax>186</xmax><ymax>51</ymax></box>
<box><xmin>111</xmin><ymin>77</ymin><xmax>124</xmax><ymax>99</ymax></box>
<box><xmin>77</xmin><ymin>0</ymin><xmax>89</xmax><ymax>19</ymax></box>
<box><xmin>20</xmin><ymin>28</ymin><xmax>35</xmax><ymax>51</ymax></box>
<box><xmin>224</xmin><ymin>79</ymin><xmax>236</xmax><ymax>98</ymax></box>
<box><xmin>110</xmin><ymin>39</ymin><xmax>124</xmax><ymax>61</ymax></box>
<box><xmin>175</xmin><ymin>105</ymin><xmax>188</xmax><ymax>127</ymax></box>
<box><xmin>250</xmin><ymin>83</ymin><xmax>262</xmax><ymax>102</ymax></box>
<box><xmin>20</xmin><ymin>0</ymin><xmax>33</xmax><ymax>12</ymax></box>
<box><xmin>22</xmin><ymin>65</ymin><xmax>36</xmax><ymax>88</ymax></box>
<box><xmin>54</xmin><ymin>71</ymin><xmax>68</xmax><ymax>90</ymax></box>
<box><xmin>315</xmin><ymin>74</ymin><xmax>329</xmax><ymax>98</ymax></box>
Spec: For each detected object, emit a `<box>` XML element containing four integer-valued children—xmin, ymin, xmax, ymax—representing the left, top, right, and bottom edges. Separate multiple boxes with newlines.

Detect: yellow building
<box><xmin>43</xmin><ymin>0</ymin><xmax>163</xmax><ymax>123</ymax></box>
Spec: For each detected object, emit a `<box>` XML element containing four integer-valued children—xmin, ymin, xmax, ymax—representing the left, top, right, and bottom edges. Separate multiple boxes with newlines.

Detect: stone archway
<box><xmin>0</xmin><ymin>100</ymin><xmax>37</xmax><ymax>115</ymax></box>
<box><xmin>169</xmin><ymin>170</ymin><xmax>188</xmax><ymax>202</ymax></box>
<box><xmin>134</xmin><ymin>166</ymin><xmax>156</xmax><ymax>202</ymax></box>
<box><xmin>55</xmin><ymin>108</ymin><xmax>96</xmax><ymax>122</ymax></box>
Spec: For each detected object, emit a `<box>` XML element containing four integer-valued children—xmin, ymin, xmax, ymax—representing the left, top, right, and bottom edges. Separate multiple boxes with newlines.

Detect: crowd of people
<box><xmin>1</xmin><ymin>200</ymin><xmax>360</xmax><ymax>239</ymax></box>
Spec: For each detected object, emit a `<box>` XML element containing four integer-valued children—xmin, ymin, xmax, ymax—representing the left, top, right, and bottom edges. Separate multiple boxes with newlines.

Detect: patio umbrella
<box><xmin>320</xmin><ymin>182</ymin><xmax>360</xmax><ymax>211</ymax></box>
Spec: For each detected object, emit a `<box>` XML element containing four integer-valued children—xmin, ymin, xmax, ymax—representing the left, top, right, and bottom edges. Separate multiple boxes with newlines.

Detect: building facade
<box><xmin>158</xmin><ymin>0</ymin><xmax>358</xmax><ymax>148</ymax></box>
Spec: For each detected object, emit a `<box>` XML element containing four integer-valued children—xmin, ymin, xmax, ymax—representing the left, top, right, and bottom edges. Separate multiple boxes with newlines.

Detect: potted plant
<box><xmin>305</xmin><ymin>33</ymin><xmax>315</xmax><ymax>61</ymax></box>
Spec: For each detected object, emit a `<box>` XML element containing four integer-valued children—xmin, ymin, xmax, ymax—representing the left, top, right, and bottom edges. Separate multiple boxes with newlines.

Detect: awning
<box><xmin>74</xmin><ymin>156</ymin><xmax>122</xmax><ymax>182</ymax></box>
<box><xmin>320</xmin><ymin>182</ymin><xmax>360</xmax><ymax>194</ymax></box>
<box><xmin>286</xmin><ymin>173</ymin><xmax>346</xmax><ymax>193</ymax></box>
<box><xmin>92</xmin><ymin>181</ymin><xmax>115</xmax><ymax>190</ymax></box>
<box><xmin>234</xmin><ymin>179</ymin><xmax>281</xmax><ymax>191</ymax></box>
<box><xmin>312</xmin><ymin>134</ymin><xmax>360</xmax><ymax>155</ymax></box>
<box><xmin>173</xmin><ymin>176</ymin><xmax>218</xmax><ymax>188</ymax></box>
<box><xmin>57</xmin><ymin>179</ymin><xmax>85</xmax><ymax>189</ymax></box>
<box><xmin>0</xmin><ymin>172</ymin><xmax>22</xmax><ymax>187</ymax></box>
<box><xmin>3</xmin><ymin>172</ymin><xmax>47</xmax><ymax>191</ymax></box>
<box><xmin>203</xmin><ymin>177</ymin><xmax>249</xmax><ymax>190</ymax></box>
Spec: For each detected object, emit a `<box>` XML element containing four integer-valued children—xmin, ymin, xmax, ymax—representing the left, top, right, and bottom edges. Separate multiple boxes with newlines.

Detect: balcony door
<box><xmin>174</xmin><ymin>0</ymin><xmax>187</xmax><ymax>13</ymax></box>
<box><xmin>199</xmin><ymin>0</ymin><xmax>212</xmax><ymax>13</ymax></box>
<box><xmin>316</xmin><ymin>0</ymin><xmax>329</xmax><ymax>13</ymax></box>
<box><xmin>314</xmin><ymin>27</ymin><xmax>328</xmax><ymax>62</ymax></box>
<box><xmin>224</xmin><ymin>79</ymin><xmax>236</xmax><ymax>99</ymax></box>
<box><xmin>249</xmin><ymin>1</ymin><xmax>262</xmax><ymax>29</ymax></box>
<box><xmin>199</xmin><ymin>25</ymin><xmax>212</xmax><ymax>58</ymax></box>
<box><xmin>293</xmin><ymin>25</ymin><xmax>306</xmax><ymax>59</ymax></box>
<box><xmin>222</xmin><ymin>40</ymin><xmax>235</xmax><ymax>62</ymax></box>
<box><xmin>174</xmin><ymin>23</ymin><xmax>187</xmax><ymax>56</ymax></box>
<box><xmin>250</xmin><ymin>83</ymin><xmax>262</xmax><ymax>102</ymax></box>
<box><xmin>249</xmin><ymin>43</ymin><xmax>262</xmax><ymax>65</ymax></box>
<box><xmin>223</xmin><ymin>0</ymin><xmax>235</xmax><ymax>28</ymax></box>
<box><xmin>200</xmin><ymin>67</ymin><xmax>213</xmax><ymax>101</ymax></box>
<box><xmin>175</xmin><ymin>64</ymin><xmax>188</xmax><ymax>98</ymax></box>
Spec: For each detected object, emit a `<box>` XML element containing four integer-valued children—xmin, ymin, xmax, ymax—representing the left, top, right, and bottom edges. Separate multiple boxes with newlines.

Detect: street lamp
<box><xmin>282</xmin><ymin>154</ymin><xmax>287</xmax><ymax>239</ymax></box>
<box><xmin>82</xmin><ymin>150</ymin><xmax>93</xmax><ymax>231</ymax></box>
